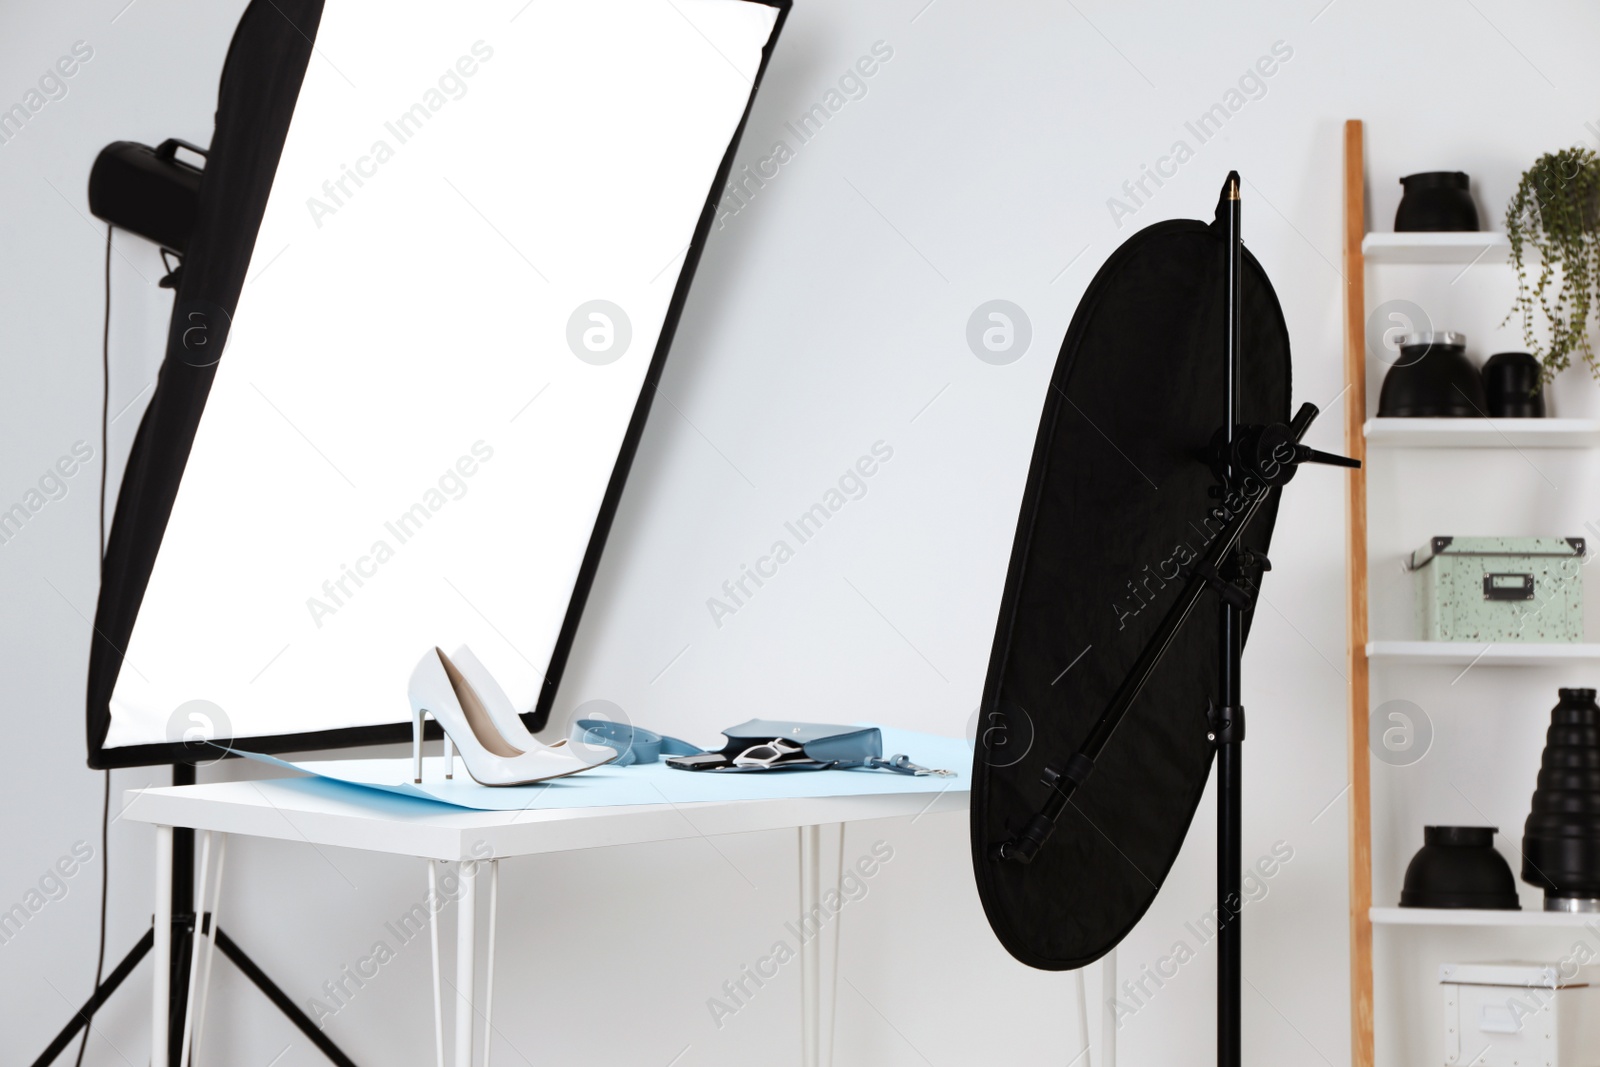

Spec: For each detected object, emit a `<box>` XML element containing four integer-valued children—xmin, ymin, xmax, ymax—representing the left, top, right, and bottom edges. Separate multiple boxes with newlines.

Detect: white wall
<box><xmin>7</xmin><ymin>1</ymin><xmax>1600</xmax><ymax>1064</ymax></box>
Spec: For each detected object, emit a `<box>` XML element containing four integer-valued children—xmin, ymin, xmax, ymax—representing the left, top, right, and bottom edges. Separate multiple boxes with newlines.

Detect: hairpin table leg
<box><xmin>484</xmin><ymin>859</ymin><xmax>499</xmax><ymax>1067</ymax></box>
<box><xmin>1101</xmin><ymin>948</ymin><xmax>1117</xmax><ymax>1067</ymax></box>
<box><xmin>428</xmin><ymin>861</ymin><xmax>444</xmax><ymax>1067</ymax></box>
<box><xmin>192</xmin><ymin>834</ymin><xmax>227</xmax><ymax>1064</ymax></box>
<box><xmin>178</xmin><ymin>830</ymin><xmax>212</xmax><ymax>1067</ymax></box>
<box><xmin>454</xmin><ymin>858</ymin><xmax>477</xmax><ymax>1066</ymax></box>
<box><xmin>152</xmin><ymin>825</ymin><xmax>172</xmax><ymax>1067</ymax></box>
<box><xmin>822</xmin><ymin>823</ymin><xmax>843</xmax><ymax>1067</ymax></box>
<box><xmin>798</xmin><ymin>823</ymin><xmax>845</xmax><ymax>1067</ymax></box>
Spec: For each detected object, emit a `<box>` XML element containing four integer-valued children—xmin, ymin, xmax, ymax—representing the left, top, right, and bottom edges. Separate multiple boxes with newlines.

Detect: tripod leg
<box><xmin>29</xmin><ymin>929</ymin><xmax>154</xmax><ymax>1067</ymax></box>
<box><xmin>36</xmin><ymin>816</ymin><xmax>357</xmax><ymax>1067</ymax></box>
<box><xmin>166</xmin><ymin>912</ymin><xmax>196</xmax><ymax>1067</ymax></box>
<box><xmin>214</xmin><ymin>928</ymin><xmax>361</xmax><ymax>1067</ymax></box>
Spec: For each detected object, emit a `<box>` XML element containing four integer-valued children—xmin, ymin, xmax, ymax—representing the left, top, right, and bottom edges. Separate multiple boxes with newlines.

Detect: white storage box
<box><xmin>1441</xmin><ymin>961</ymin><xmax>1600</xmax><ymax>1066</ymax></box>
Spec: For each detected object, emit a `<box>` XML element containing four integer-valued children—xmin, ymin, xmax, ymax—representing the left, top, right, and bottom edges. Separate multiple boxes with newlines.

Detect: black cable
<box><xmin>99</xmin><ymin>225</ymin><xmax>109</xmax><ymax>574</ymax></box>
<box><xmin>75</xmin><ymin>224</ymin><xmax>114</xmax><ymax>1067</ymax></box>
<box><xmin>73</xmin><ymin>775</ymin><xmax>110</xmax><ymax>1067</ymax></box>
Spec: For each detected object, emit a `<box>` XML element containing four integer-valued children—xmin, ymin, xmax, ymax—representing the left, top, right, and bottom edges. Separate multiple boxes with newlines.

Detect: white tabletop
<box><xmin>121</xmin><ymin>772</ymin><xmax>971</xmax><ymax>861</ymax></box>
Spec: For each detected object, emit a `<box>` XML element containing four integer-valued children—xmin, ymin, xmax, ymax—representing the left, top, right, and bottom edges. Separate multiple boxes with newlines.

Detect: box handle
<box><xmin>1475</xmin><ymin>1001</ymin><xmax>1523</xmax><ymax>1034</ymax></box>
<box><xmin>1483</xmin><ymin>573</ymin><xmax>1535</xmax><ymax>601</ymax></box>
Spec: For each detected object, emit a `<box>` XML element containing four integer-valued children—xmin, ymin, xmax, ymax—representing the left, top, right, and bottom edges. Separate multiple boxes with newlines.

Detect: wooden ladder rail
<box><xmin>1342</xmin><ymin>117</ymin><xmax>1375</xmax><ymax>1067</ymax></box>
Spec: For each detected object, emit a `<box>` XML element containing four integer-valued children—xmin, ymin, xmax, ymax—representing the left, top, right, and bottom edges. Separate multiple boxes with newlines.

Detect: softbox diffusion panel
<box><xmin>88</xmin><ymin>0</ymin><xmax>787</xmax><ymax>767</ymax></box>
<box><xmin>972</xmin><ymin>218</ymin><xmax>1291</xmax><ymax>971</ymax></box>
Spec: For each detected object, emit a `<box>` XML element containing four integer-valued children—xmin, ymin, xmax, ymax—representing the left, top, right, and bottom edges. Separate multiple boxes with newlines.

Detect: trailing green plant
<box><xmin>1505</xmin><ymin>147</ymin><xmax>1600</xmax><ymax>380</ymax></box>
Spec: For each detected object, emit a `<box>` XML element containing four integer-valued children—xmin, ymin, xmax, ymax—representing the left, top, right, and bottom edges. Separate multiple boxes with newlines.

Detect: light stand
<box><xmin>1217</xmin><ymin>171</ymin><xmax>1245</xmax><ymax>1067</ymax></box>
<box><xmin>37</xmin><ymin>125</ymin><xmax>363</xmax><ymax>1066</ymax></box>
<box><xmin>993</xmin><ymin>173</ymin><xmax>1358</xmax><ymax>1067</ymax></box>
<box><xmin>33</xmin><ymin>762</ymin><xmax>359</xmax><ymax>1067</ymax></box>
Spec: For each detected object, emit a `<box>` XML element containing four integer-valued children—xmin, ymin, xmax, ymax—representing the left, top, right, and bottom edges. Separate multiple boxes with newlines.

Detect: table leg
<box><xmin>1102</xmin><ymin>947</ymin><xmax>1117</xmax><ymax>1067</ymax></box>
<box><xmin>192</xmin><ymin>834</ymin><xmax>227</xmax><ymax>1065</ymax></box>
<box><xmin>454</xmin><ymin>859</ymin><xmax>477</xmax><ymax>1067</ymax></box>
<box><xmin>153</xmin><ymin>824</ymin><xmax>172</xmax><ymax>1067</ymax></box>
<box><xmin>798</xmin><ymin>823</ymin><xmax>845</xmax><ymax>1067</ymax></box>
<box><xmin>178</xmin><ymin>831</ymin><xmax>212</xmax><ymax>1067</ymax></box>
<box><xmin>428</xmin><ymin>862</ymin><xmax>445</xmax><ymax>1067</ymax></box>
<box><xmin>484</xmin><ymin>859</ymin><xmax>499</xmax><ymax>1067</ymax></box>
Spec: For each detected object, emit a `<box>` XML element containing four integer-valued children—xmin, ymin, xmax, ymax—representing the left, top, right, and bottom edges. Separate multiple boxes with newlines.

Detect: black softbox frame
<box><xmin>85</xmin><ymin>0</ymin><xmax>790</xmax><ymax>769</ymax></box>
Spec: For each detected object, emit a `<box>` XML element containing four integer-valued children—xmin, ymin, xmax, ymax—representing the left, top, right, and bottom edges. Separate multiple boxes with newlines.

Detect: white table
<box><xmin>123</xmin><ymin>769</ymin><xmax>970</xmax><ymax>1066</ymax></box>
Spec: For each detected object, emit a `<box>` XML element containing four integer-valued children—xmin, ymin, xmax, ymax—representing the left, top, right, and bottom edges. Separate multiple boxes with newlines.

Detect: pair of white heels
<box><xmin>408</xmin><ymin>646</ymin><xmax>615</xmax><ymax>786</ymax></box>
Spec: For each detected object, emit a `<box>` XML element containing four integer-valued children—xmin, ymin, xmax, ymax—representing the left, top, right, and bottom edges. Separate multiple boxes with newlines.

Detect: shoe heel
<box><xmin>445</xmin><ymin>734</ymin><xmax>455</xmax><ymax>780</ymax></box>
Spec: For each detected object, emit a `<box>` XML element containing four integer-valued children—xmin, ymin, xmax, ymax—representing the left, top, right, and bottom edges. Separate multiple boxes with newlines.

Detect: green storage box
<box><xmin>1410</xmin><ymin>536</ymin><xmax>1586</xmax><ymax>642</ymax></box>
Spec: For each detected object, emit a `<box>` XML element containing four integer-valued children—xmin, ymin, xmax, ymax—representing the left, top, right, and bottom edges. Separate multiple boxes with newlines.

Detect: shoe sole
<box><xmin>460</xmin><ymin>750</ymin><xmax>620</xmax><ymax>788</ymax></box>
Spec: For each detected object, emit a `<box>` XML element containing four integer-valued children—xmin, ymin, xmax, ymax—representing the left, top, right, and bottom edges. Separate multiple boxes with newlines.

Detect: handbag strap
<box><xmin>866</xmin><ymin>754</ymin><xmax>957</xmax><ymax>777</ymax></box>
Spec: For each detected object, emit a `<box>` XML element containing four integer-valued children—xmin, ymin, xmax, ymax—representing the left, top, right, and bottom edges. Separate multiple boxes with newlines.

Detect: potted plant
<box><xmin>1505</xmin><ymin>147</ymin><xmax>1600</xmax><ymax>380</ymax></box>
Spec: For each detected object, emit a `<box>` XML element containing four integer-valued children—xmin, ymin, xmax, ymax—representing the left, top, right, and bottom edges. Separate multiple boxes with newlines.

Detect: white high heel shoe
<box><xmin>409</xmin><ymin>647</ymin><xmax>615</xmax><ymax>786</ymax></box>
<box><xmin>442</xmin><ymin>646</ymin><xmax>611</xmax><ymax>777</ymax></box>
<box><xmin>446</xmin><ymin>647</ymin><xmax>568</xmax><ymax>745</ymax></box>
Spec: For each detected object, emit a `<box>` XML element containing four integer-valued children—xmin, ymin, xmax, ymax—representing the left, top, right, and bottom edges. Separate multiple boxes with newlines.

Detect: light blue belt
<box><xmin>572</xmin><ymin>719</ymin><xmax>704</xmax><ymax>767</ymax></box>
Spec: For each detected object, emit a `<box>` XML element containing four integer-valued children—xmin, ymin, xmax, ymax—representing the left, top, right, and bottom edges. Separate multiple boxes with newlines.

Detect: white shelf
<box><xmin>1372</xmin><ymin>906</ymin><xmax>1598</xmax><ymax>928</ymax></box>
<box><xmin>1362</xmin><ymin>232</ymin><xmax>1511</xmax><ymax>264</ymax></box>
<box><xmin>1365</xmin><ymin>417</ymin><xmax>1600</xmax><ymax>448</ymax></box>
<box><xmin>1367</xmin><ymin>641</ymin><xmax>1600</xmax><ymax>666</ymax></box>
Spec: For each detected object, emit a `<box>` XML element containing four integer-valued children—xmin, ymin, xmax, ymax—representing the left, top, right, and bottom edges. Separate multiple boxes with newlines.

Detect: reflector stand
<box><xmin>986</xmin><ymin>173</ymin><xmax>1359</xmax><ymax>1067</ymax></box>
